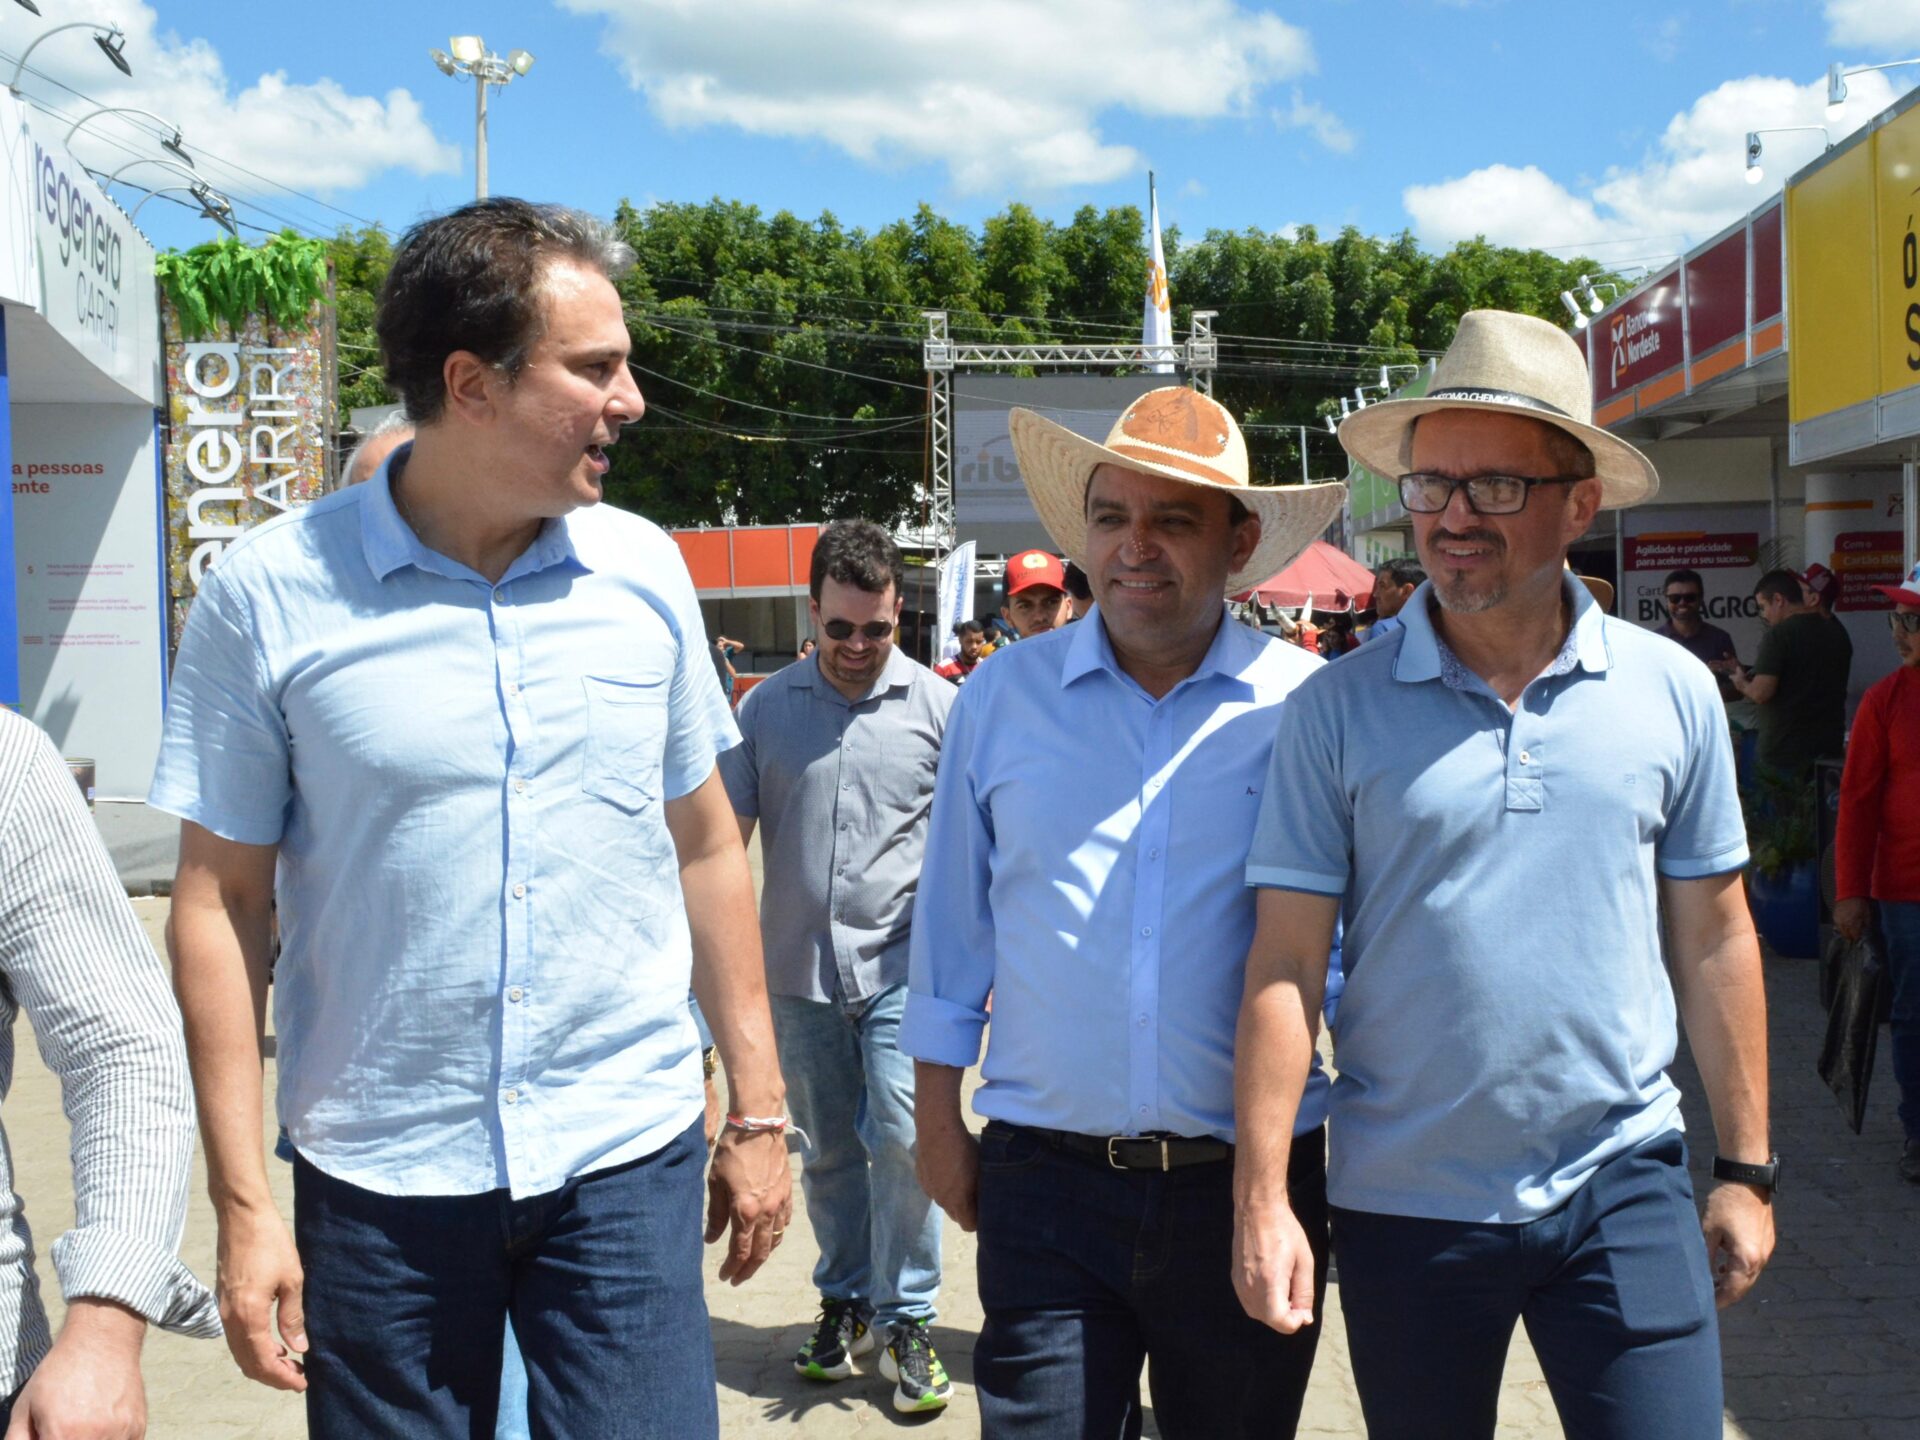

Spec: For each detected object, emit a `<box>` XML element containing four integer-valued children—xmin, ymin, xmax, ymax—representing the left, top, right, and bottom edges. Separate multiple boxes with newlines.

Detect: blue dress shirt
<box><xmin>901</xmin><ymin>608</ymin><xmax>1330</xmax><ymax>1142</ymax></box>
<box><xmin>1248</xmin><ymin>576</ymin><xmax>1748</xmax><ymax>1222</ymax></box>
<box><xmin>150</xmin><ymin>453</ymin><xmax>739</xmax><ymax>1199</ymax></box>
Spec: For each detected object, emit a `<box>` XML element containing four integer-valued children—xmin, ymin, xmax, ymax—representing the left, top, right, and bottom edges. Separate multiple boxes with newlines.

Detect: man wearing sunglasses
<box><xmin>719</xmin><ymin>520</ymin><xmax>956</xmax><ymax>1415</ymax></box>
<box><xmin>1237</xmin><ymin>311</ymin><xmax>1772</xmax><ymax>1440</ymax></box>
<box><xmin>1653</xmin><ymin>567</ymin><xmax>1741</xmax><ymax>699</ymax></box>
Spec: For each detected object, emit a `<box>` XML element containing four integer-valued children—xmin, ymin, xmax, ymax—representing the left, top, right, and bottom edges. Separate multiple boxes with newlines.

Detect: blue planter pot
<box><xmin>1750</xmin><ymin>862</ymin><xmax>1819</xmax><ymax>959</ymax></box>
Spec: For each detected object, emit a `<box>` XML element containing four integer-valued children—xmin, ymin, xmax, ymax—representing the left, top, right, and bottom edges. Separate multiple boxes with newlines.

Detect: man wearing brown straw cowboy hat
<box><xmin>900</xmin><ymin>385</ymin><xmax>1344</xmax><ymax>1438</ymax></box>
<box><xmin>1234</xmin><ymin>309</ymin><xmax>1774</xmax><ymax>1439</ymax></box>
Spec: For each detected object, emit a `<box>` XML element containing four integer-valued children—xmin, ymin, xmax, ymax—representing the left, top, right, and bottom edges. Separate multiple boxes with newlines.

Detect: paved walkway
<box><xmin>5</xmin><ymin>900</ymin><xmax>1913</xmax><ymax>1436</ymax></box>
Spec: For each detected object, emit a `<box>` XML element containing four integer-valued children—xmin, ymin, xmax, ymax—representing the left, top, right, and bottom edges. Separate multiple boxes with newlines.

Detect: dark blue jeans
<box><xmin>1878</xmin><ymin>899</ymin><xmax>1920</xmax><ymax>1142</ymax></box>
<box><xmin>292</xmin><ymin>1116</ymin><xmax>717</xmax><ymax>1440</ymax></box>
<box><xmin>973</xmin><ymin>1121</ymin><xmax>1328</xmax><ymax>1440</ymax></box>
<box><xmin>1333</xmin><ymin>1130</ymin><xmax>1722</xmax><ymax>1440</ymax></box>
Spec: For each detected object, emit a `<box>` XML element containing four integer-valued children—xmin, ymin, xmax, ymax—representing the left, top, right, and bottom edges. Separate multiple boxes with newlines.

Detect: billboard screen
<box><xmin>953</xmin><ymin>373</ymin><xmax>1162</xmax><ymax>554</ymax></box>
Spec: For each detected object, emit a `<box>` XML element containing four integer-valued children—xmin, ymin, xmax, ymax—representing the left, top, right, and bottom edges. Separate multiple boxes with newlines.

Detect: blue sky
<box><xmin>4</xmin><ymin>0</ymin><xmax>1916</xmax><ymax>273</ymax></box>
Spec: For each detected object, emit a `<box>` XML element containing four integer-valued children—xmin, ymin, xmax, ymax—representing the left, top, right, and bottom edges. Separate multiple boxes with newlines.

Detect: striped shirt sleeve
<box><xmin>0</xmin><ymin>713</ymin><xmax>220</xmax><ymax>1370</ymax></box>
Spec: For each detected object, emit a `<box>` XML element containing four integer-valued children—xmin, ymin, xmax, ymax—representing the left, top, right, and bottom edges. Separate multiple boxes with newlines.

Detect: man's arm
<box><xmin>169</xmin><ymin>821</ymin><xmax>309</xmax><ymax>1391</ymax></box>
<box><xmin>1232</xmin><ymin>888</ymin><xmax>1338</xmax><ymax>1334</ymax></box>
<box><xmin>1729</xmin><ymin>667</ymin><xmax>1778</xmax><ymax>704</ymax></box>
<box><xmin>1661</xmin><ymin>870</ymin><xmax>1774</xmax><ymax>1307</ymax></box>
<box><xmin>666</xmin><ymin>769</ymin><xmax>791</xmax><ymax>1286</ymax></box>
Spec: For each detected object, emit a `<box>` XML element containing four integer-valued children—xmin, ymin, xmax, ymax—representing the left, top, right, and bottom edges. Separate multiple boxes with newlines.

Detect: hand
<box><xmin>216</xmin><ymin>1204</ymin><xmax>308</xmax><ymax>1391</ymax></box>
<box><xmin>4</xmin><ymin>1299</ymin><xmax>146</xmax><ymax>1439</ymax></box>
<box><xmin>1834</xmin><ymin>897</ymin><xmax>1871</xmax><ymax>944</ymax></box>
<box><xmin>1232</xmin><ymin>1195</ymin><xmax>1316</xmax><ymax>1333</ymax></box>
<box><xmin>1706</xmin><ymin>657</ymin><xmax>1736</xmax><ymax>675</ymax></box>
<box><xmin>915</xmin><ymin>1118</ymin><xmax>979</xmax><ymax>1232</ymax></box>
<box><xmin>1702</xmin><ymin>1181</ymin><xmax>1775</xmax><ymax>1309</ymax></box>
<box><xmin>705</xmin><ymin>1126</ymin><xmax>792</xmax><ymax>1285</ymax></box>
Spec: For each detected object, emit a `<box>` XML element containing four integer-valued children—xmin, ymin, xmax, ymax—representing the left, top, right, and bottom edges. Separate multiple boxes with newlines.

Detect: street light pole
<box><xmin>475</xmin><ymin>70</ymin><xmax>488</xmax><ymax>199</ymax></box>
<box><xmin>429</xmin><ymin>37</ymin><xmax>535</xmax><ymax>202</ymax></box>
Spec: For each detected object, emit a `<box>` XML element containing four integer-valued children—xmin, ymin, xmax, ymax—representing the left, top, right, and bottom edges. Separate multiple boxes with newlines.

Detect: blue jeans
<box><xmin>1332</xmin><ymin>1130</ymin><xmax>1721</xmax><ymax>1440</ymax></box>
<box><xmin>292</xmin><ymin>1117</ymin><xmax>717</xmax><ymax>1439</ymax></box>
<box><xmin>974</xmin><ymin>1122</ymin><xmax>1328</xmax><ymax>1440</ymax></box>
<box><xmin>1878</xmin><ymin>899</ymin><xmax>1920</xmax><ymax>1141</ymax></box>
<box><xmin>769</xmin><ymin>982</ymin><xmax>940</xmax><ymax>1330</ymax></box>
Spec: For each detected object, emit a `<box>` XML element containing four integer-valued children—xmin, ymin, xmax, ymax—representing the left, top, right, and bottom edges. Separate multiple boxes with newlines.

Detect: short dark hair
<box><xmin>953</xmin><ymin>617</ymin><xmax>985</xmax><ymax>637</ymax></box>
<box><xmin>377</xmin><ymin>197</ymin><xmax>636</xmax><ymax>425</ymax></box>
<box><xmin>1754</xmin><ymin>568</ymin><xmax>1804</xmax><ymax>604</ymax></box>
<box><xmin>1662</xmin><ymin>568</ymin><xmax>1704</xmax><ymax>594</ymax></box>
<box><xmin>810</xmin><ymin>519</ymin><xmax>903</xmax><ymax>601</ymax></box>
<box><xmin>1376</xmin><ymin>558</ymin><xmax>1426</xmax><ymax>589</ymax></box>
<box><xmin>1061</xmin><ymin>561</ymin><xmax>1092</xmax><ymax>601</ymax></box>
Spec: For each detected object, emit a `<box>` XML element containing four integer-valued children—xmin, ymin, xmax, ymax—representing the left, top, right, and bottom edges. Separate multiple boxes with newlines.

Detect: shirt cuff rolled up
<box><xmin>1656</xmin><ymin>842</ymin><xmax>1750</xmax><ymax>880</ymax></box>
<box><xmin>52</xmin><ymin>1225</ymin><xmax>223</xmax><ymax>1339</ymax></box>
<box><xmin>898</xmin><ymin>992</ymin><xmax>988</xmax><ymax>1068</ymax></box>
<box><xmin>1245</xmin><ymin>863</ymin><xmax>1347</xmax><ymax>895</ymax></box>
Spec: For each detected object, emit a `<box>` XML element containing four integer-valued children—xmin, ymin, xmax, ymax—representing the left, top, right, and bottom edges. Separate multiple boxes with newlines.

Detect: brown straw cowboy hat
<box><xmin>1007</xmin><ymin>387</ymin><xmax>1347</xmax><ymax>595</ymax></box>
<box><xmin>1338</xmin><ymin>309</ymin><xmax>1659</xmax><ymax>510</ymax></box>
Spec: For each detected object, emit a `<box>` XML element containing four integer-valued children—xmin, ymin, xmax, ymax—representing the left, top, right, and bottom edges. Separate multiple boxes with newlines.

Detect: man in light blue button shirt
<box><xmin>902</xmin><ymin>386</ymin><xmax>1345</xmax><ymax>1439</ymax></box>
<box><xmin>1235</xmin><ymin>311</ymin><xmax>1775</xmax><ymax>1440</ymax></box>
<box><xmin>154</xmin><ymin>200</ymin><xmax>792</xmax><ymax>1439</ymax></box>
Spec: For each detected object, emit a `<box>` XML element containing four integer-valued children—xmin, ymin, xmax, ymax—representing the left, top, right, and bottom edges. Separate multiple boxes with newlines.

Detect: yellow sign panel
<box><xmin>1787</xmin><ymin>142</ymin><xmax>1877</xmax><ymax>425</ymax></box>
<box><xmin>1877</xmin><ymin>102</ymin><xmax>1920</xmax><ymax>398</ymax></box>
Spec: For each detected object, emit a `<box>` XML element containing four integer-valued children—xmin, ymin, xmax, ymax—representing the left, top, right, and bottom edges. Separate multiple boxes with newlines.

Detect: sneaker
<box><xmin>793</xmin><ymin>1297</ymin><xmax>875</xmax><ymax>1381</ymax></box>
<box><xmin>1901</xmin><ymin>1140</ymin><xmax>1920</xmax><ymax>1185</ymax></box>
<box><xmin>878</xmin><ymin>1319</ymin><xmax>952</xmax><ymax>1414</ymax></box>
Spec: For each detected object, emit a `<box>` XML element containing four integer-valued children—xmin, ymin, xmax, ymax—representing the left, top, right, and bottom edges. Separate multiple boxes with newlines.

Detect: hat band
<box><xmin>1427</xmin><ymin>386</ymin><xmax>1573</xmax><ymax>420</ymax></box>
<box><xmin>1107</xmin><ymin>442</ymin><xmax>1243</xmax><ymax>489</ymax></box>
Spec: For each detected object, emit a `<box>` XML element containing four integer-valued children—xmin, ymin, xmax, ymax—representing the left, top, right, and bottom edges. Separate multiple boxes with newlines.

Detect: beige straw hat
<box><xmin>1007</xmin><ymin>387</ymin><xmax>1347</xmax><ymax>595</ymax></box>
<box><xmin>1338</xmin><ymin>309</ymin><xmax>1659</xmax><ymax>509</ymax></box>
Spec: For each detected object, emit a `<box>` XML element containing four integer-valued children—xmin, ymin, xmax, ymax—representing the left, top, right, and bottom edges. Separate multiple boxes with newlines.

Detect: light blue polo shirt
<box><xmin>1248</xmin><ymin>575</ymin><xmax>1747</xmax><ymax>1223</ymax></box>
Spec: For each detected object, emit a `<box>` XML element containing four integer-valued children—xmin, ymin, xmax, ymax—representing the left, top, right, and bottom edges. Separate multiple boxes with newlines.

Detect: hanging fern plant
<box><xmin>155</xmin><ymin>229</ymin><xmax>329</xmax><ymax>339</ymax></box>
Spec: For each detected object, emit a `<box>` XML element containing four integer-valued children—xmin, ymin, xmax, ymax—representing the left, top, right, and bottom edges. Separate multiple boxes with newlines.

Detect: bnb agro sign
<box><xmin>161</xmin><ymin>296</ymin><xmax>334</xmax><ymax>644</ymax></box>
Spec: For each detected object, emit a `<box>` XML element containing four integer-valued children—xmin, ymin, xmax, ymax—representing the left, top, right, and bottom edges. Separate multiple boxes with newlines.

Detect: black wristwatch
<box><xmin>1711</xmin><ymin>1153</ymin><xmax>1781</xmax><ymax>1196</ymax></box>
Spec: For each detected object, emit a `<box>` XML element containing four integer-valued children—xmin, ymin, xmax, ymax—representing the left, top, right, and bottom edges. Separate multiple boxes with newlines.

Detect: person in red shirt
<box><xmin>933</xmin><ymin>618</ymin><xmax>991</xmax><ymax>685</ymax></box>
<box><xmin>1834</xmin><ymin>562</ymin><xmax>1920</xmax><ymax>1184</ymax></box>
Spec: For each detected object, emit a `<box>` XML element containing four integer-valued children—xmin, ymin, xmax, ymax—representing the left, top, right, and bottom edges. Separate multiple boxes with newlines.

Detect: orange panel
<box><xmin>1594</xmin><ymin>394</ymin><xmax>1636</xmax><ymax>427</ymax></box>
<box><xmin>732</xmin><ymin>528</ymin><xmax>793</xmax><ymax>588</ymax></box>
<box><xmin>675</xmin><ymin>530</ymin><xmax>732</xmax><ymax>592</ymax></box>
<box><xmin>1688</xmin><ymin>343</ymin><xmax>1748</xmax><ymax>387</ymax></box>
<box><xmin>1637</xmin><ymin>370</ymin><xmax>1686</xmax><ymax>408</ymax></box>
<box><xmin>1751</xmin><ymin>321</ymin><xmax>1783</xmax><ymax>357</ymax></box>
<box><xmin>789</xmin><ymin>526</ymin><xmax>819</xmax><ymax>591</ymax></box>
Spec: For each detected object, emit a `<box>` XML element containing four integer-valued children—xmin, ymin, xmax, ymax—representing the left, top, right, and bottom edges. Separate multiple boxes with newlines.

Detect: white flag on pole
<box><xmin>936</xmin><ymin>541</ymin><xmax>977</xmax><ymax>661</ymax></box>
<box><xmin>1143</xmin><ymin>173</ymin><xmax>1173</xmax><ymax>375</ymax></box>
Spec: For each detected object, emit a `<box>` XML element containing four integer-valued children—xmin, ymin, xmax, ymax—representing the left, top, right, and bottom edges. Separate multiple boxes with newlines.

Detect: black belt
<box><xmin>1024</xmin><ymin>1125</ymin><xmax>1232</xmax><ymax>1172</ymax></box>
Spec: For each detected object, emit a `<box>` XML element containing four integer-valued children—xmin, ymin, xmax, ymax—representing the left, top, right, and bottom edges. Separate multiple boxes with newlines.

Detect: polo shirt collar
<box><xmin>1394</xmin><ymin>571</ymin><xmax>1612</xmax><ymax>685</ymax></box>
<box><xmin>798</xmin><ymin>641</ymin><xmax>917</xmax><ymax>708</ymax></box>
<box><xmin>1061</xmin><ymin>603</ymin><xmax>1258</xmax><ymax>694</ymax></box>
<box><xmin>360</xmin><ymin>442</ymin><xmax>583</xmax><ymax>584</ymax></box>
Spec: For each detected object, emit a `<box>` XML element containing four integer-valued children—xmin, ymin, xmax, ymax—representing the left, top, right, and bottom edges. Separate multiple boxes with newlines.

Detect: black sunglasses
<box><xmin>822</xmin><ymin>619</ymin><xmax>894</xmax><ymax>641</ymax></box>
<box><xmin>1890</xmin><ymin>612</ymin><xmax>1920</xmax><ymax>635</ymax></box>
<box><xmin>1397</xmin><ymin>473</ymin><xmax>1585</xmax><ymax>515</ymax></box>
<box><xmin>1664</xmin><ymin>591</ymin><xmax>1703</xmax><ymax>605</ymax></box>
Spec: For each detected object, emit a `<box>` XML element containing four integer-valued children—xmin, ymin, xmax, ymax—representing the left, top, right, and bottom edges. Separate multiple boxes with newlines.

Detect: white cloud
<box><xmin>1402</xmin><ymin>69</ymin><xmax>1901</xmax><ymax>259</ymax></box>
<box><xmin>558</xmin><ymin>0</ymin><xmax>1317</xmax><ymax>192</ymax></box>
<box><xmin>1276</xmin><ymin>90</ymin><xmax>1356</xmax><ymax>153</ymax></box>
<box><xmin>1825</xmin><ymin>0</ymin><xmax>1920</xmax><ymax>53</ymax></box>
<box><xmin>0</xmin><ymin>0</ymin><xmax>458</xmax><ymax>206</ymax></box>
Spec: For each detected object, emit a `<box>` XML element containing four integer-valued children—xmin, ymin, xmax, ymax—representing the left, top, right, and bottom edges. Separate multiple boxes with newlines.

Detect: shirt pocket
<box><xmin>582</xmin><ymin>674</ymin><xmax>670</xmax><ymax>812</ymax></box>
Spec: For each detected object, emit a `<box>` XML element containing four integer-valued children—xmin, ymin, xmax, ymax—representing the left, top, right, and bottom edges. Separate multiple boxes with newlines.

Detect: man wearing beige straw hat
<box><xmin>900</xmin><ymin>385</ymin><xmax>1344</xmax><ymax>1438</ymax></box>
<box><xmin>1234</xmin><ymin>309</ymin><xmax>1774</xmax><ymax>1439</ymax></box>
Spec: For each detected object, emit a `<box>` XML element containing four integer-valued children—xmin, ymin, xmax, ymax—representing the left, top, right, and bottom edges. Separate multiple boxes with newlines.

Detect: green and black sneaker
<box><xmin>878</xmin><ymin>1318</ymin><xmax>952</xmax><ymax>1415</ymax></box>
<box><xmin>793</xmin><ymin>1296</ymin><xmax>875</xmax><ymax>1381</ymax></box>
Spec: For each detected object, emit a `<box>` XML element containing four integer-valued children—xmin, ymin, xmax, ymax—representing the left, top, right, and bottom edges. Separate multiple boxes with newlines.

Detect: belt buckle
<box><xmin>1105</xmin><ymin>1135</ymin><xmax>1172</xmax><ymax>1171</ymax></box>
<box><xmin>1105</xmin><ymin>1136</ymin><xmax>1126</xmax><ymax>1170</ymax></box>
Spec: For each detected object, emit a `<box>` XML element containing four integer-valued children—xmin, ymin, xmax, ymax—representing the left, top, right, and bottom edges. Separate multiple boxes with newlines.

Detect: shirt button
<box><xmin>504</xmin><ymin>1089</ymin><xmax>519</xmax><ymax>1105</ymax></box>
<box><xmin>505</xmin><ymin>681</ymin><xmax>520</xmax><ymax>696</ymax></box>
<box><xmin>1138</xmin><ymin>1106</ymin><xmax>1149</xmax><ymax>1117</ymax></box>
<box><xmin>1138</xmin><ymin>1013</ymin><xmax>1149</xmax><ymax>1027</ymax></box>
<box><xmin>1519</xmin><ymin>750</ymin><xmax>1532</xmax><ymax>764</ymax></box>
<box><xmin>493</xmin><ymin>587</ymin><xmax>506</xmax><ymax>602</ymax></box>
<box><xmin>514</xmin><ymin>779</ymin><xmax>527</xmax><ymax>794</ymax></box>
<box><xmin>508</xmin><ymin>986</ymin><xmax>524</xmax><ymax>1002</ymax></box>
<box><xmin>1149</xmin><ymin>848</ymin><xmax>1160</xmax><ymax>860</ymax></box>
<box><xmin>1141</xmin><ymin>926</ymin><xmax>1153</xmax><ymax>938</ymax></box>
<box><xmin>513</xmin><ymin>883</ymin><xmax>527</xmax><ymax>899</ymax></box>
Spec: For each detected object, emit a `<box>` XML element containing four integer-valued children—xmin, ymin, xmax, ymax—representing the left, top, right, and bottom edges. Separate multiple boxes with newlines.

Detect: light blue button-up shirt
<box><xmin>1248</xmin><ymin>575</ymin><xmax>1748</xmax><ymax>1222</ymax></box>
<box><xmin>900</xmin><ymin>607</ymin><xmax>1330</xmax><ymax>1142</ymax></box>
<box><xmin>150</xmin><ymin>453</ymin><xmax>738</xmax><ymax>1199</ymax></box>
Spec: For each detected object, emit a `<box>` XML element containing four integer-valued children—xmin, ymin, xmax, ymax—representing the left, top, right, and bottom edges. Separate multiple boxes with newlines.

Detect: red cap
<box><xmin>1006</xmin><ymin>550</ymin><xmax>1067</xmax><ymax>596</ymax></box>
<box><xmin>1874</xmin><ymin>562</ymin><xmax>1920</xmax><ymax>608</ymax></box>
<box><xmin>1801</xmin><ymin>562</ymin><xmax>1839</xmax><ymax>607</ymax></box>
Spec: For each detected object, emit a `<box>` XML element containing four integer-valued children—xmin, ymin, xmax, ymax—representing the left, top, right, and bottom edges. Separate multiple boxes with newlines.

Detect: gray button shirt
<box><xmin>720</xmin><ymin>647</ymin><xmax>953</xmax><ymax>1002</ymax></box>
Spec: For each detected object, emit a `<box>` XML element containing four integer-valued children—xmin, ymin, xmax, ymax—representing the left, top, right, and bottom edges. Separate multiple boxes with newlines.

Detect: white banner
<box><xmin>936</xmin><ymin>540</ymin><xmax>976</xmax><ymax>654</ymax></box>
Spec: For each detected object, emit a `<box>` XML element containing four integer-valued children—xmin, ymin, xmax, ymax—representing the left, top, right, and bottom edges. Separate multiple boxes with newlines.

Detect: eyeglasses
<box><xmin>1664</xmin><ymin>591</ymin><xmax>1703</xmax><ymax>606</ymax></box>
<box><xmin>1397</xmin><ymin>473</ymin><xmax>1585</xmax><ymax>515</ymax></box>
<box><xmin>822</xmin><ymin>619</ymin><xmax>894</xmax><ymax>642</ymax></box>
<box><xmin>1890</xmin><ymin>612</ymin><xmax>1920</xmax><ymax>635</ymax></box>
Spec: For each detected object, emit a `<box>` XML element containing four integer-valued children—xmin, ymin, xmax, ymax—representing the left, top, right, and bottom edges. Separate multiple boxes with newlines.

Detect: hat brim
<box><xmin>1337</xmin><ymin>396</ymin><xmax>1659</xmax><ymax>510</ymax></box>
<box><xmin>1007</xmin><ymin>408</ymin><xmax>1347</xmax><ymax>594</ymax></box>
<box><xmin>1873</xmin><ymin>584</ymin><xmax>1920</xmax><ymax>607</ymax></box>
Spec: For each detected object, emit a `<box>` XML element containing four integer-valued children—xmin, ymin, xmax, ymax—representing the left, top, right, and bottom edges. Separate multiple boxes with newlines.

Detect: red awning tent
<box><xmin>1238</xmin><ymin>541</ymin><xmax>1378</xmax><ymax>612</ymax></box>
